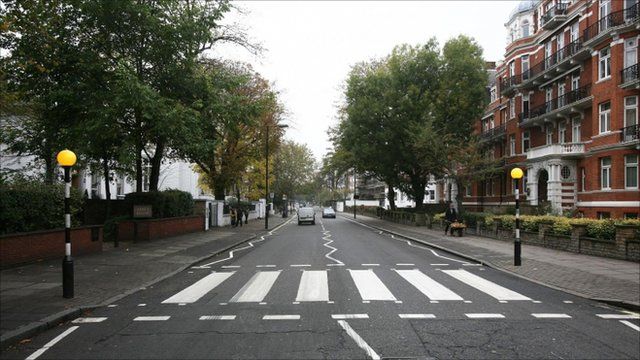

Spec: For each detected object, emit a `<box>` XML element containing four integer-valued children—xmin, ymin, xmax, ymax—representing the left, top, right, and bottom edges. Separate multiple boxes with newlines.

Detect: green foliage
<box><xmin>0</xmin><ymin>180</ymin><xmax>84</xmax><ymax>235</ymax></box>
<box><xmin>585</xmin><ymin>219</ymin><xmax>616</xmax><ymax>241</ymax></box>
<box><xmin>125</xmin><ymin>189</ymin><xmax>193</xmax><ymax>219</ymax></box>
<box><xmin>103</xmin><ymin>215</ymin><xmax>130</xmax><ymax>242</ymax></box>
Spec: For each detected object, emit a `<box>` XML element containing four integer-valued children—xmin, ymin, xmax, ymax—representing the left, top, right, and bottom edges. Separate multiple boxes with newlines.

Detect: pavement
<box><xmin>0</xmin><ymin>215</ymin><xmax>290</xmax><ymax>347</ymax></box>
<box><xmin>343</xmin><ymin>213</ymin><xmax>640</xmax><ymax>309</ymax></box>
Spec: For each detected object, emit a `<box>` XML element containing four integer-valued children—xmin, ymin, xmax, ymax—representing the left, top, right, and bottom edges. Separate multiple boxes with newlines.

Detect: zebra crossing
<box><xmin>161</xmin><ymin>268</ymin><xmax>535</xmax><ymax>305</ymax></box>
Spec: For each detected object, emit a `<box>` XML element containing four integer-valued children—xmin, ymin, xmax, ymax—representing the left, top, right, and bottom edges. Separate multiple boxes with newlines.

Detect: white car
<box><xmin>297</xmin><ymin>207</ymin><xmax>315</xmax><ymax>225</ymax></box>
<box><xmin>322</xmin><ymin>207</ymin><xmax>336</xmax><ymax>218</ymax></box>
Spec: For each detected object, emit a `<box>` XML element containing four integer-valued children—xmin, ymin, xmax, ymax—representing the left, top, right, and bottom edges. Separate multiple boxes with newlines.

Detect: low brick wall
<box><xmin>0</xmin><ymin>226</ymin><xmax>103</xmax><ymax>268</ymax></box>
<box><xmin>117</xmin><ymin>215</ymin><xmax>204</xmax><ymax>242</ymax></box>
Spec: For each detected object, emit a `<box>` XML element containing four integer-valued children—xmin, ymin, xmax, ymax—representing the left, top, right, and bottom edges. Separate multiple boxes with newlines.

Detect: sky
<box><xmin>214</xmin><ymin>1</ymin><xmax>517</xmax><ymax>162</ymax></box>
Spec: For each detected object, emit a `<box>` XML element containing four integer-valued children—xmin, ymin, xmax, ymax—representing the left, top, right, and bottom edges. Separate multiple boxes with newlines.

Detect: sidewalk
<box><xmin>0</xmin><ymin>215</ymin><xmax>291</xmax><ymax>346</ymax></box>
<box><xmin>344</xmin><ymin>213</ymin><xmax>640</xmax><ymax>309</ymax></box>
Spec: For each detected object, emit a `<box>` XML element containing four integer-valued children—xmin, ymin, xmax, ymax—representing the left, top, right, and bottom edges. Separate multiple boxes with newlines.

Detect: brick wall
<box><xmin>117</xmin><ymin>215</ymin><xmax>204</xmax><ymax>242</ymax></box>
<box><xmin>0</xmin><ymin>226</ymin><xmax>103</xmax><ymax>268</ymax></box>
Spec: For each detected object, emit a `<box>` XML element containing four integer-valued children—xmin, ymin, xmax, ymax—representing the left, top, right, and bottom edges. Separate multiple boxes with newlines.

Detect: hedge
<box><xmin>0</xmin><ymin>180</ymin><xmax>84</xmax><ymax>235</ymax></box>
<box><xmin>124</xmin><ymin>189</ymin><xmax>194</xmax><ymax>219</ymax></box>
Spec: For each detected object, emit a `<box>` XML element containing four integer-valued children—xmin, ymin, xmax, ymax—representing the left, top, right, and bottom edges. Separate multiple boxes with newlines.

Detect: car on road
<box><xmin>322</xmin><ymin>207</ymin><xmax>336</xmax><ymax>218</ymax></box>
<box><xmin>297</xmin><ymin>207</ymin><xmax>315</xmax><ymax>225</ymax></box>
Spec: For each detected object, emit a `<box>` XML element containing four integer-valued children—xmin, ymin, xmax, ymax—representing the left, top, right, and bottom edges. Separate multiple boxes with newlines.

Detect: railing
<box><xmin>500</xmin><ymin>74</ymin><xmax>521</xmax><ymax>92</ymax></box>
<box><xmin>583</xmin><ymin>3</ymin><xmax>639</xmax><ymax>42</ymax></box>
<box><xmin>480</xmin><ymin>123</ymin><xmax>506</xmax><ymax>141</ymax></box>
<box><xmin>541</xmin><ymin>3</ymin><xmax>568</xmax><ymax>27</ymax></box>
<box><xmin>620</xmin><ymin>124</ymin><xmax>639</xmax><ymax>142</ymax></box>
<box><xmin>526</xmin><ymin>143</ymin><xmax>585</xmax><ymax>160</ymax></box>
<box><xmin>621</xmin><ymin>63</ymin><xmax>638</xmax><ymax>84</ymax></box>
<box><xmin>519</xmin><ymin>85</ymin><xmax>591</xmax><ymax>123</ymax></box>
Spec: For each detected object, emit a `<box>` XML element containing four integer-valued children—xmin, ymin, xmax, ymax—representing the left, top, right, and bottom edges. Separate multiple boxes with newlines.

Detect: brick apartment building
<box><xmin>464</xmin><ymin>0</ymin><xmax>639</xmax><ymax>218</ymax></box>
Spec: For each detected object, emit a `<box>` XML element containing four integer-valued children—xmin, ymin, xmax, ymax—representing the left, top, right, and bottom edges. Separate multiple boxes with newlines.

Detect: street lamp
<box><xmin>57</xmin><ymin>149</ymin><xmax>77</xmax><ymax>298</ymax></box>
<box><xmin>353</xmin><ymin>169</ymin><xmax>357</xmax><ymax>219</ymax></box>
<box><xmin>265</xmin><ymin>124</ymin><xmax>288</xmax><ymax>230</ymax></box>
<box><xmin>510</xmin><ymin>167</ymin><xmax>524</xmax><ymax>266</ymax></box>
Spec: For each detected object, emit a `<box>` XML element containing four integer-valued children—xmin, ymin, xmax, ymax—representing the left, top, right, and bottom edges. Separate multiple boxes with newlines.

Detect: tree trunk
<box><xmin>149</xmin><ymin>139</ymin><xmax>165</xmax><ymax>192</ymax></box>
<box><xmin>44</xmin><ymin>153</ymin><xmax>55</xmax><ymax>185</ymax></box>
<box><xmin>455</xmin><ymin>178</ymin><xmax>464</xmax><ymax>214</ymax></box>
<box><xmin>411</xmin><ymin>175</ymin><xmax>426</xmax><ymax>212</ymax></box>
<box><xmin>214</xmin><ymin>184</ymin><xmax>225</xmax><ymax>200</ymax></box>
<box><xmin>102</xmin><ymin>156</ymin><xmax>112</xmax><ymax>219</ymax></box>
<box><xmin>134</xmin><ymin>106</ymin><xmax>143</xmax><ymax>192</ymax></box>
<box><xmin>387</xmin><ymin>183</ymin><xmax>396</xmax><ymax>210</ymax></box>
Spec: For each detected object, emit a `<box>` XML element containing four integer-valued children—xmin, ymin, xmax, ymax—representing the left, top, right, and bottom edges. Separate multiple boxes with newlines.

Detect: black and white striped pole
<box><xmin>57</xmin><ymin>149</ymin><xmax>77</xmax><ymax>298</ymax></box>
<box><xmin>510</xmin><ymin>167</ymin><xmax>523</xmax><ymax>266</ymax></box>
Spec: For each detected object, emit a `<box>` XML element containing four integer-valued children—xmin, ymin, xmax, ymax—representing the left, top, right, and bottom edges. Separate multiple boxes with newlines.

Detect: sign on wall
<box><xmin>133</xmin><ymin>205</ymin><xmax>153</xmax><ymax>218</ymax></box>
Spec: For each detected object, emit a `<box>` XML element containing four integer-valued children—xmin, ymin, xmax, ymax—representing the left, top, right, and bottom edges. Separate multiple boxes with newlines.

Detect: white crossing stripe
<box><xmin>72</xmin><ymin>317</ymin><xmax>107</xmax><ymax>323</ymax></box>
<box><xmin>399</xmin><ymin>314</ymin><xmax>436</xmax><ymax>319</ymax></box>
<box><xmin>26</xmin><ymin>326</ymin><xmax>79</xmax><ymax>360</ymax></box>
<box><xmin>162</xmin><ymin>272</ymin><xmax>234</xmax><ymax>304</ymax></box>
<box><xmin>263</xmin><ymin>315</ymin><xmax>300</xmax><ymax>320</ymax></box>
<box><xmin>296</xmin><ymin>270</ymin><xmax>329</xmax><ymax>302</ymax></box>
<box><xmin>349</xmin><ymin>269</ymin><xmax>397</xmax><ymax>301</ymax></box>
<box><xmin>230</xmin><ymin>271</ymin><xmax>280</xmax><ymax>303</ymax></box>
<box><xmin>466</xmin><ymin>313</ymin><xmax>505</xmax><ymax>319</ymax></box>
<box><xmin>332</xmin><ymin>314</ymin><xmax>369</xmax><ymax>319</ymax></box>
<box><xmin>442</xmin><ymin>269</ymin><xmax>531</xmax><ymax>301</ymax></box>
<box><xmin>199</xmin><ymin>315</ymin><xmax>236</xmax><ymax>320</ymax></box>
<box><xmin>532</xmin><ymin>313</ymin><xmax>571</xmax><ymax>318</ymax></box>
<box><xmin>597</xmin><ymin>314</ymin><xmax>640</xmax><ymax>319</ymax></box>
<box><xmin>620</xmin><ymin>320</ymin><xmax>640</xmax><ymax>331</ymax></box>
<box><xmin>394</xmin><ymin>269</ymin><xmax>464</xmax><ymax>301</ymax></box>
<box><xmin>133</xmin><ymin>316</ymin><xmax>171</xmax><ymax>321</ymax></box>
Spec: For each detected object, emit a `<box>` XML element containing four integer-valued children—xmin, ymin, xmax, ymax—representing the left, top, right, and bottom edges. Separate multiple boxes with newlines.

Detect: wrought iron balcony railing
<box><xmin>479</xmin><ymin>123</ymin><xmax>506</xmax><ymax>142</ymax></box>
<box><xmin>519</xmin><ymin>85</ymin><xmax>591</xmax><ymax>124</ymax></box>
<box><xmin>583</xmin><ymin>3</ymin><xmax>639</xmax><ymax>43</ymax></box>
<box><xmin>541</xmin><ymin>3</ymin><xmax>568</xmax><ymax>28</ymax></box>
<box><xmin>621</xmin><ymin>63</ymin><xmax>639</xmax><ymax>84</ymax></box>
<box><xmin>621</xmin><ymin>124</ymin><xmax>639</xmax><ymax>143</ymax></box>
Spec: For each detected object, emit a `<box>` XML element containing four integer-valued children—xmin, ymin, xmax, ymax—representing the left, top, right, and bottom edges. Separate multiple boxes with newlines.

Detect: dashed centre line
<box><xmin>199</xmin><ymin>315</ymin><xmax>236</xmax><ymax>320</ymax></box>
<box><xmin>466</xmin><ymin>313</ymin><xmax>505</xmax><ymax>319</ymax></box>
<box><xmin>332</xmin><ymin>314</ymin><xmax>369</xmax><ymax>319</ymax></box>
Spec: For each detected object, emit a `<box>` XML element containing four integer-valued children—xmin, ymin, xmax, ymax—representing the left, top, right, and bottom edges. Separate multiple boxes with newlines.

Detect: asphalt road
<box><xmin>2</xmin><ymin>213</ymin><xmax>639</xmax><ymax>359</ymax></box>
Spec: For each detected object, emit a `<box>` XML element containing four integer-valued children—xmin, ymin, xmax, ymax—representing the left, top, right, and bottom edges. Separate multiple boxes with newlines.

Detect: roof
<box><xmin>507</xmin><ymin>0</ymin><xmax>539</xmax><ymax>23</ymax></box>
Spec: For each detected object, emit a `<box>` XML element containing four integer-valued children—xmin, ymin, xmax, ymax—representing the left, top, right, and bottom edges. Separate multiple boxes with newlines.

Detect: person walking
<box><xmin>244</xmin><ymin>207</ymin><xmax>249</xmax><ymax>224</ymax></box>
<box><xmin>444</xmin><ymin>202</ymin><xmax>458</xmax><ymax>236</ymax></box>
<box><xmin>237</xmin><ymin>208</ymin><xmax>243</xmax><ymax>227</ymax></box>
<box><xmin>230</xmin><ymin>208</ymin><xmax>237</xmax><ymax>227</ymax></box>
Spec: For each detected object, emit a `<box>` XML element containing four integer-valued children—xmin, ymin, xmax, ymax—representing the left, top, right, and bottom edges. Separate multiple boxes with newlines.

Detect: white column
<box><xmin>527</xmin><ymin>166</ymin><xmax>538</xmax><ymax>206</ymax></box>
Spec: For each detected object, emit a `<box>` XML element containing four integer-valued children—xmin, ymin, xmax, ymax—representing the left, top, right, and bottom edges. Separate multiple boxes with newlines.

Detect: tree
<box><xmin>272</xmin><ymin>140</ymin><xmax>316</xmax><ymax>206</ymax></box>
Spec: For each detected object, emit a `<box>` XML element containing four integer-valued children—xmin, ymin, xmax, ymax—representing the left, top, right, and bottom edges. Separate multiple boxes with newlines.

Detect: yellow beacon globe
<box><xmin>510</xmin><ymin>167</ymin><xmax>523</xmax><ymax>180</ymax></box>
<box><xmin>57</xmin><ymin>149</ymin><xmax>77</xmax><ymax>167</ymax></box>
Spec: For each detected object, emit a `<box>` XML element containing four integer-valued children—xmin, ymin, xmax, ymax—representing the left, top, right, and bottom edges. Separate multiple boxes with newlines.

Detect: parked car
<box><xmin>322</xmin><ymin>207</ymin><xmax>336</xmax><ymax>218</ymax></box>
<box><xmin>297</xmin><ymin>207</ymin><xmax>315</xmax><ymax>225</ymax></box>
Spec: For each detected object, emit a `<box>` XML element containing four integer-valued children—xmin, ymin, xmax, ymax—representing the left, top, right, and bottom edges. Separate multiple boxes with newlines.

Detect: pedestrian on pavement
<box><xmin>238</xmin><ymin>208</ymin><xmax>243</xmax><ymax>227</ymax></box>
<box><xmin>230</xmin><ymin>208</ymin><xmax>237</xmax><ymax>227</ymax></box>
<box><xmin>444</xmin><ymin>202</ymin><xmax>458</xmax><ymax>236</ymax></box>
<box><xmin>244</xmin><ymin>207</ymin><xmax>249</xmax><ymax>224</ymax></box>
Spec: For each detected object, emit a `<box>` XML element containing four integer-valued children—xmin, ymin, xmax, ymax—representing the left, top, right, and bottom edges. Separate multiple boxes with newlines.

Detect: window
<box><xmin>509</xmin><ymin>134</ymin><xmax>516</xmax><ymax>156</ymax></box>
<box><xmin>624</xmin><ymin>213</ymin><xmax>638</xmax><ymax>219</ymax></box>
<box><xmin>561</xmin><ymin>166</ymin><xmax>571</xmax><ymax>180</ymax></box>
<box><xmin>558</xmin><ymin>121</ymin><xmax>567</xmax><ymax>143</ymax></box>
<box><xmin>489</xmin><ymin>116</ymin><xmax>495</xmax><ymax>129</ymax></box>
<box><xmin>558</xmin><ymin>83</ymin><xmax>566</xmax><ymax>107</ymax></box>
<box><xmin>570</xmin><ymin>22</ymin><xmax>579</xmax><ymax>42</ymax></box>
<box><xmin>522</xmin><ymin>131</ymin><xmax>530</xmax><ymax>152</ymax></box>
<box><xmin>572</xmin><ymin>118</ymin><xmax>582</xmax><ymax>142</ymax></box>
<box><xmin>557</xmin><ymin>34</ymin><xmax>565</xmax><ymax>61</ymax></box>
<box><xmin>509</xmin><ymin>98</ymin><xmax>515</xmax><ymax>119</ymax></box>
<box><xmin>599</xmin><ymin>0</ymin><xmax>611</xmax><ymax>31</ymax></box>
<box><xmin>522</xmin><ymin>94</ymin><xmax>530</xmax><ymax>116</ymax></box>
<box><xmin>601</xmin><ymin>157</ymin><xmax>611</xmax><ymax>190</ymax></box>
<box><xmin>597</xmin><ymin>211</ymin><xmax>611</xmax><ymax>219</ymax></box>
<box><xmin>545</xmin><ymin>87</ymin><xmax>553</xmax><ymax>112</ymax></box>
<box><xmin>599</xmin><ymin>47</ymin><xmax>611</xmax><ymax>80</ymax></box>
<box><xmin>521</xmin><ymin>55</ymin><xmax>530</xmax><ymax>80</ymax></box>
<box><xmin>490</xmin><ymin>86</ymin><xmax>497</xmax><ymax>102</ymax></box>
<box><xmin>625</xmin><ymin>154</ymin><xmax>638</xmax><ymax>189</ymax></box>
<box><xmin>624</xmin><ymin>37</ymin><xmax>638</xmax><ymax>68</ymax></box>
<box><xmin>581</xmin><ymin>167</ymin><xmax>586</xmax><ymax>191</ymax></box>
<box><xmin>465</xmin><ymin>185</ymin><xmax>471</xmax><ymax>197</ymax></box>
<box><xmin>544</xmin><ymin>41</ymin><xmax>553</xmax><ymax>68</ymax></box>
<box><xmin>546</xmin><ymin>124</ymin><xmax>553</xmax><ymax>145</ymax></box>
<box><xmin>522</xmin><ymin>20</ymin><xmax>530</xmax><ymax>37</ymax></box>
<box><xmin>571</xmin><ymin>73</ymin><xmax>580</xmax><ymax>90</ymax></box>
<box><xmin>509</xmin><ymin>61</ymin><xmax>515</xmax><ymax>77</ymax></box>
<box><xmin>599</xmin><ymin>102</ymin><xmax>611</xmax><ymax>133</ymax></box>
<box><xmin>624</xmin><ymin>96</ymin><xmax>638</xmax><ymax>128</ymax></box>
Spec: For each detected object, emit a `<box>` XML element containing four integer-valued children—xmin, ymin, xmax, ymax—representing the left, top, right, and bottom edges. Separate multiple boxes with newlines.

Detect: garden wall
<box><xmin>116</xmin><ymin>215</ymin><xmax>204</xmax><ymax>242</ymax></box>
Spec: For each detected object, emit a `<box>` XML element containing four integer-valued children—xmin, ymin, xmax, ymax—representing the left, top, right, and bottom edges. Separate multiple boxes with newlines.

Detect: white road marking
<box><xmin>199</xmin><ymin>315</ymin><xmax>236</xmax><ymax>320</ymax></box>
<box><xmin>72</xmin><ymin>317</ymin><xmax>107</xmax><ymax>323</ymax></box>
<box><xmin>256</xmin><ymin>265</ymin><xmax>276</xmax><ymax>268</ymax></box>
<box><xmin>327</xmin><ymin>263</ymin><xmax>345</xmax><ymax>266</ymax></box>
<box><xmin>221</xmin><ymin>265</ymin><xmax>240</xmax><ymax>269</ymax></box>
<box><xmin>230</xmin><ymin>271</ymin><xmax>280</xmax><ymax>303</ymax></box>
<box><xmin>263</xmin><ymin>315</ymin><xmax>301</xmax><ymax>320</ymax></box>
<box><xmin>394</xmin><ymin>269</ymin><xmax>464</xmax><ymax>301</ymax></box>
<box><xmin>296</xmin><ymin>270</ymin><xmax>330</xmax><ymax>302</ymax></box>
<box><xmin>107</xmin><ymin>304</ymin><xmax>118</xmax><ymax>308</ymax></box>
<box><xmin>620</xmin><ymin>320</ymin><xmax>640</xmax><ymax>331</ymax></box>
<box><xmin>428</xmin><ymin>249</ymin><xmax>470</xmax><ymax>264</ymax></box>
<box><xmin>137</xmin><ymin>303</ymin><xmax>146</xmax><ymax>307</ymax></box>
<box><xmin>532</xmin><ymin>313</ymin><xmax>572</xmax><ymax>318</ymax></box>
<box><xmin>337</xmin><ymin>320</ymin><xmax>381</xmax><ymax>360</ymax></box>
<box><xmin>466</xmin><ymin>313</ymin><xmax>505</xmax><ymax>319</ymax></box>
<box><xmin>430</xmin><ymin>300</ymin><xmax>439</xmax><ymax>304</ymax></box>
<box><xmin>464</xmin><ymin>300</ymin><xmax>473</xmax><ymax>303</ymax></box>
<box><xmin>178</xmin><ymin>303</ymin><xmax>187</xmax><ymax>306</ymax></box>
<box><xmin>362</xmin><ymin>301</ymin><xmax>370</xmax><ymax>304</ymax></box>
<box><xmin>499</xmin><ymin>301</ymin><xmax>508</xmax><ymax>303</ymax></box>
<box><xmin>290</xmin><ymin>264</ymin><xmax>311</xmax><ymax>267</ymax></box>
<box><xmin>349</xmin><ymin>269</ymin><xmax>397</xmax><ymax>301</ymax></box>
<box><xmin>395</xmin><ymin>263</ymin><xmax>415</xmax><ymax>266</ymax></box>
<box><xmin>133</xmin><ymin>316</ymin><xmax>171</xmax><ymax>321</ymax></box>
<box><xmin>399</xmin><ymin>314</ymin><xmax>436</xmax><ymax>319</ymax></box>
<box><xmin>395</xmin><ymin>300</ymin><xmax>403</xmax><ymax>304</ymax></box>
<box><xmin>26</xmin><ymin>326</ymin><xmax>79</xmax><ymax>360</ymax></box>
<box><xmin>162</xmin><ymin>272</ymin><xmax>234</xmax><ymax>304</ymax></box>
<box><xmin>597</xmin><ymin>314</ymin><xmax>640</xmax><ymax>319</ymax></box>
<box><xmin>362</xmin><ymin>264</ymin><xmax>380</xmax><ymax>266</ymax></box>
<box><xmin>322</xmin><ymin>229</ymin><xmax>344</xmax><ymax>266</ymax></box>
<box><xmin>292</xmin><ymin>301</ymin><xmax>300</xmax><ymax>304</ymax></box>
<box><xmin>259</xmin><ymin>302</ymin><xmax>267</xmax><ymax>305</ymax></box>
<box><xmin>430</xmin><ymin>263</ymin><xmax>449</xmax><ymax>266</ymax></box>
<box><xmin>219</xmin><ymin>302</ymin><xmax>228</xmax><ymax>306</ymax></box>
<box><xmin>532</xmin><ymin>300</ymin><xmax>542</xmax><ymax>303</ymax></box>
<box><xmin>563</xmin><ymin>300</ymin><xmax>573</xmax><ymax>304</ymax></box>
<box><xmin>443</xmin><ymin>269</ymin><xmax>531</xmax><ymax>301</ymax></box>
<box><xmin>332</xmin><ymin>314</ymin><xmax>369</xmax><ymax>319</ymax></box>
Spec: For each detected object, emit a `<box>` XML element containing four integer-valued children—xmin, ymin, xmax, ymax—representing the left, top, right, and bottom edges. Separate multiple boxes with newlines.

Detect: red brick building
<box><xmin>464</xmin><ymin>0</ymin><xmax>639</xmax><ymax>219</ymax></box>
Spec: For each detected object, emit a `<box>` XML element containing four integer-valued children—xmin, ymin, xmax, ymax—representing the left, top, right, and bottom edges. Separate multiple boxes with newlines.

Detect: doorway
<box><xmin>538</xmin><ymin>169</ymin><xmax>549</xmax><ymax>203</ymax></box>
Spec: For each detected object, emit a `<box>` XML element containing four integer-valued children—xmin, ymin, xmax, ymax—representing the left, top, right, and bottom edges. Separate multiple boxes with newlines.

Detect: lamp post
<box><xmin>265</xmin><ymin>124</ymin><xmax>288</xmax><ymax>230</ymax></box>
<box><xmin>57</xmin><ymin>149</ymin><xmax>77</xmax><ymax>298</ymax></box>
<box><xmin>510</xmin><ymin>167</ymin><xmax>524</xmax><ymax>266</ymax></box>
<box><xmin>353</xmin><ymin>169</ymin><xmax>357</xmax><ymax>219</ymax></box>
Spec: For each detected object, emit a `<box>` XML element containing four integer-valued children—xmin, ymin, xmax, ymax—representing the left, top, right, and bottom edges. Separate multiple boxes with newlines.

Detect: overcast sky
<box><xmin>214</xmin><ymin>1</ymin><xmax>517</xmax><ymax>162</ymax></box>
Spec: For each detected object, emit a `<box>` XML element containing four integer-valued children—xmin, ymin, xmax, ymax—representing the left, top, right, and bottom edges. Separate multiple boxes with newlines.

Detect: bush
<box><xmin>0</xmin><ymin>180</ymin><xmax>84</xmax><ymax>235</ymax></box>
<box><xmin>585</xmin><ymin>219</ymin><xmax>616</xmax><ymax>240</ymax></box>
<box><xmin>103</xmin><ymin>215</ymin><xmax>130</xmax><ymax>242</ymax></box>
<box><xmin>125</xmin><ymin>189</ymin><xmax>194</xmax><ymax>219</ymax></box>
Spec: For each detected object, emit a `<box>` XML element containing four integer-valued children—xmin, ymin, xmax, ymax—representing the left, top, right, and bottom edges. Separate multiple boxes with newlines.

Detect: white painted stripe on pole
<box><xmin>230</xmin><ymin>271</ymin><xmax>280</xmax><ymax>302</ymax></box>
<box><xmin>263</xmin><ymin>315</ymin><xmax>300</xmax><ymax>320</ymax></box>
<box><xmin>65</xmin><ymin>243</ymin><xmax>71</xmax><ymax>257</ymax></box>
<box><xmin>296</xmin><ymin>270</ymin><xmax>329</xmax><ymax>302</ymax></box>
<box><xmin>72</xmin><ymin>317</ymin><xmax>108</xmax><ymax>323</ymax></box>
<box><xmin>199</xmin><ymin>315</ymin><xmax>236</xmax><ymax>320</ymax></box>
<box><xmin>349</xmin><ymin>269</ymin><xmax>397</xmax><ymax>301</ymax></box>
<box><xmin>597</xmin><ymin>314</ymin><xmax>640</xmax><ymax>319</ymax></box>
<box><xmin>337</xmin><ymin>320</ymin><xmax>381</xmax><ymax>360</ymax></box>
<box><xmin>398</xmin><ymin>314</ymin><xmax>436</xmax><ymax>319</ymax></box>
<box><xmin>443</xmin><ymin>269</ymin><xmax>531</xmax><ymax>301</ymax></box>
<box><xmin>515</xmin><ymin>228</ymin><xmax>520</xmax><ymax>238</ymax></box>
<box><xmin>465</xmin><ymin>313</ymin><xmax>505</xmax><ymax>319</ymax></box>
<box><xmin>394</xmin><ymin>269</ymin><xmax>463</xmax><ymax>301</ymax></box>
<box><xmin>26</xmin><ymin>326</ymin><xmax>79</xmax><ymax>360</ymax></box>
<box><xmin>332</xmin><ymin>314</ymin><xmax>369</xmax><ymax>319</ymax></box>
<box><xmin>65</xmin><ymin>214</ymin><xmax>71</xmax><ymax>228</ymax></box>
<box><xmin>133</xmin><ymin>316</ymin><xmax>171</xmax><ymax>321</ymax></box>
<box><xmin>531</xmin><ymin>313</ymin><xmax>571</xmax><ymax>318</ymax></box>
<box><xmin>620</xmin><ymin>320</ymin><xmax>640</xmax><ymax>331</ymax></box>
<box><xmin>65</xmin><ymin>183</ymin><xmax>71</xmax><ymax>198</ymax></box>
<box><xmin>162</xmin><ymin>272</ymin><xmax>234</xmax><ymax>304</ymax></box>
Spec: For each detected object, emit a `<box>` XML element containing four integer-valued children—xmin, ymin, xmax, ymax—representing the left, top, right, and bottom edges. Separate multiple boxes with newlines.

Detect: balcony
<box><xmin>620</xmin><ymin>63</ymin><xmax>639</xmax><ymax>89</ymax></box>
<box><xmin>500</xmin><ymin>75</ymin><xmax>521</xmax><ymax>96</ymax></box>
<box><xmin>620</xmin><ymin>124</ymin><xmax>639</xmax><ymax>143</ymax></box>
<box><xmin>479</xmin><ymin>123</ymin><xmax>506</xmax><ymax>144</ymax></box>
<box><xmin>583</xmin><ymin>3</ymin><xmax>640</xmax><ymax>47</ymax></box>
<box><xmin>519</xmin><ymin>38</ymin><xmax>590</xmax><ymax>90</ymax></box>
<box><xmin>519</xmin><ymin>85</ymin><xmax>592</xmax><ymax>128</ymax></box>
<box><xmin>526</xmin><ymin>143</ymin><xmax>585</xmax><ymax>160</ymax></box>
<box><xmin>541</xmin><ymin>3</ymin><xmax>568</xmax><ymax>30</ymax></box>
